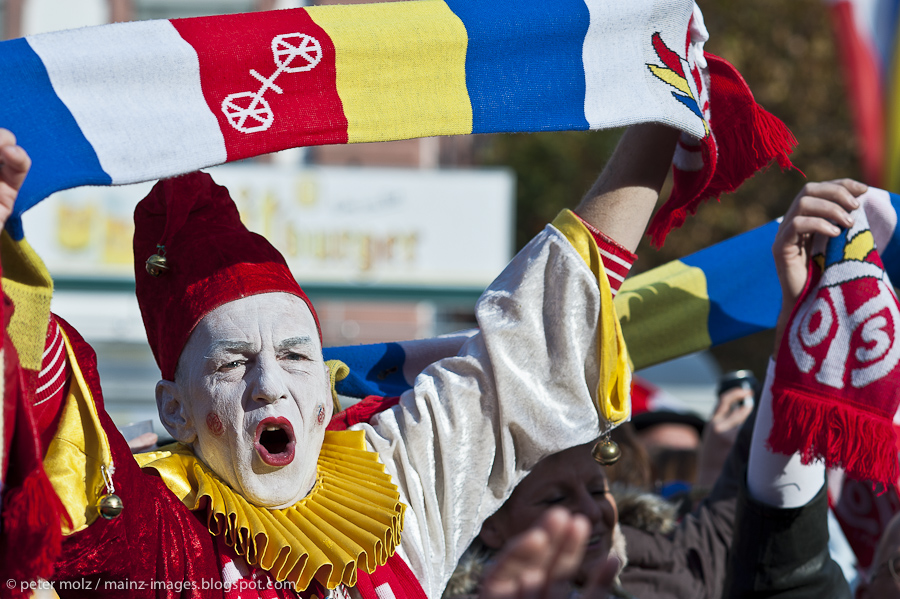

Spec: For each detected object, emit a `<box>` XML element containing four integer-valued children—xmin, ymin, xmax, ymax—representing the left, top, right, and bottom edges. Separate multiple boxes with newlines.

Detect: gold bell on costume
<box><xmin>97</xmin><ymin>493</ymin><xmax>124</xmax><ymax>520</ymax></box>
<box><xmin>96</xmin><ymin>464</ymin><xmax>123</xmax><ymax>519</ymax></box>
<box><xmin>145</xmin><ymin>246</ymin><xmax>169</xmax><ymax>277</ymax></box>
<box><xmin>592</xmin><ymin>436</ymin><xmax>621</xmax><ymax>466</ymax></box>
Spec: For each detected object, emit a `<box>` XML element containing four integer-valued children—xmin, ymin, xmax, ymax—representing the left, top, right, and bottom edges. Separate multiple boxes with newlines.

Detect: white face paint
<box><xmin>171</xmin><ymin>293</ymin><xmax>332</xmax><ymax>508</ymax></box>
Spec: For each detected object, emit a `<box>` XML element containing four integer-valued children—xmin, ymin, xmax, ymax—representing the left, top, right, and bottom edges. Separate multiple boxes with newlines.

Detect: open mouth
<box><xmin>254</xmin><ymin>417</ymin><xmax>296</xmax><ymax>467</ymax></box>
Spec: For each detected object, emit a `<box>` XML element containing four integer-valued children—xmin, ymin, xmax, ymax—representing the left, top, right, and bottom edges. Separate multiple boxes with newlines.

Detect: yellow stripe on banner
<box><xmin>551</xmin><ymin>210</ymin><xmax>631</xmax><ymax>428</ymax></box>
<box><xmin>647</xmin><ymin>64</ymin><xmax>692</xmax><ymax>95</ymax></box>
<box><xmin>615</xmin><ymin>260</ymin><xmax>712</xmax><ymax>371</ymax></box>
<box><xmin>844</xmin><ymin>229</ymin><xmax>875</xmax><ymax>261</ymax></box>
<box><xmin>307</xmin><ymin>0</ymin><xmax>473</xmax><ymax>143</ymax></box>
<box><xmin>886</xmin><ymin>24</ymin><xmax>900</xmax><ymax>192</ymax></box>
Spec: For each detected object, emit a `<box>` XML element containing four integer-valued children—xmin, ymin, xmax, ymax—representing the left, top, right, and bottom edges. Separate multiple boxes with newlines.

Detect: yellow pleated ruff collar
<box><xmin>136</xmin><ymin>429</ymin><xmax>405</xmax><ymax>590</ymax></box>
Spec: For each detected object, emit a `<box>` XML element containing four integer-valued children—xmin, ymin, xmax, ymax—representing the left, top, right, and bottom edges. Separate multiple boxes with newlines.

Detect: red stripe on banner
<box><xmin>829</xmin><ymin>1</ymin><xmax>884</xmax><ymax>187</ymax></box>
<box><xmin>171</xmin><ymin>9</ymin><xmax>348</xmax><ymax>162</ymax></box>
<box><xmin>652</xmin><ymin>32</ymin><xmax>685</xmax><ymax>78</ymax></box>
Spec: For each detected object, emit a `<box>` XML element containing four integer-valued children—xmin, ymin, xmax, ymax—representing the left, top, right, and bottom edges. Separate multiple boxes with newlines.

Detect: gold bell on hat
<box><xmin>97</xmin><ymin>493</ymin><xmax>124</xmax><ymax>520</ymax></box>
<box><xmin>145</xmin><ymin>245</ymin><xmax>169</xmax><ymax>277</ymax></box>
<box><xmin>592</xmin><ymin>436</ymin><xmax>621</xmax><ymax>466</ymax></box>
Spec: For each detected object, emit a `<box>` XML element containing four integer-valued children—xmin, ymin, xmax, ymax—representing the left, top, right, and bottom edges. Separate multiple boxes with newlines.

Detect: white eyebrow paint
<box><xmin>277</xmin><ymin>336</ymin><xmax>314</xmax><ymax>352</ymax></box>
<box><xmin>205</xmin><ymin>340</ymin><xmax>256</xmax><ymax>358</ymax></box>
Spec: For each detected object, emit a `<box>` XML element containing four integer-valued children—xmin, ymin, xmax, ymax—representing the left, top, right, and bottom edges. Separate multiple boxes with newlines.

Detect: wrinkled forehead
<box><xmin>200</xmin><ymin>293</ymin><xmax>317</xmax><ymax>336</ymax></box>
<box><xmin>177</xmin><ymin>293</ymin><xmax>321</xmax><ymax>374</ymax></box>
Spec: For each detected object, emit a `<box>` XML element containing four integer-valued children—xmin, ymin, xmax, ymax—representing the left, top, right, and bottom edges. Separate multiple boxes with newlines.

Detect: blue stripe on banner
<box><xmin>673</xmin><ymin>92</ymin><xmax>703</xmax><ymax>120</ymax></box>
<box><xmin>682</xmin><ymin>221</ymin><xmax>783</xmax><ymax>346</ymax></box>
<box><xmin>323</xmin><ymin>342</ymin><xmax>412</xmax><ymax>399</ymax></box>
<box><xmin>0</xmin><ymin>38</ymin><xmax>110</xmax><ymax>239</ymax></box>
<box><xmin>445</xmin><ymin>0</ymin><xmax>591</xmax><ymax>134</ymax></box>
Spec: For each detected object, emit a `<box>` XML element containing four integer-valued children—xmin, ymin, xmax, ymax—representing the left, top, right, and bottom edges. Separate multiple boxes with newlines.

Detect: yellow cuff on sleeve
<box><xmin>551</xmin><ymin>210</ymin><xmax>631</xmax><ymax>428</ymax></box>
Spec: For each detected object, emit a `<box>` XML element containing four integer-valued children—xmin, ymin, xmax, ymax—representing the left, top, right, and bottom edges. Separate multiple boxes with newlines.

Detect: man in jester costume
<box><xmin>0</xmin><ymin>120</ymin><xmax>681</xmax><ymax>599</ymax></box>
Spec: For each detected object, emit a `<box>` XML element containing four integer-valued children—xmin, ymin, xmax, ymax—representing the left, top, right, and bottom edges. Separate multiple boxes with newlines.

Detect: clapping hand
<box><xmin>479</xmin><ymin>507</ymin><xmax>619</xmax><ymax>599</ymax></box>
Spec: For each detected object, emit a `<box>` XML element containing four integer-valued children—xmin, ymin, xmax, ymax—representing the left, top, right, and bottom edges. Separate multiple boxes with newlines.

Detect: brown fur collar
<box><xmin>613</xmin><ymin>484</ymin><xmax>678</xmax><ymax>535</ymax></box>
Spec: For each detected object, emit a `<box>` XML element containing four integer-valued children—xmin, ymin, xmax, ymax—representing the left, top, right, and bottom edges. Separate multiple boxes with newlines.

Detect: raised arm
<box><xmin>575</xmin><ymin>123</ymin><xmax>680</xmax><ymax>252</ymax></box>
<box><xmin>751</xmin><ymin>180</ymin><xmax>864</xmax><ymax>507</ymax></box>
<box><xmin>0</xmin><ymin>127</ymin><xmax>28</xmax><ymax>489</ymax></box>
<box><xmin>726</xmin><ymin>180</ymin><xmax>866</xmax><ymax>599</ymax></box>
<box><xmin>359</xmin><ymin>124</ymin><xmax>681</xmax><ymax>599</ymax></box>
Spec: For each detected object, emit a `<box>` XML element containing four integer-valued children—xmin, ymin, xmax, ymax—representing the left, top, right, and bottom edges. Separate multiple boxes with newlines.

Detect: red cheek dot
<box><xmin>206</xmin><ymin>413</ymin><xmax>224</xmax><ymax>437</ymax></box>
<box><xmin>316</xmin><ymin>405</ymin><xmax>326</xmax><ymax>426</ymax></box>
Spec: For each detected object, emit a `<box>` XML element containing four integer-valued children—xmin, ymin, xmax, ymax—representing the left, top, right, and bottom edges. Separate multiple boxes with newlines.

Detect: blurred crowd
<box><xmin>438</xmin><ymin>367</ymin><xmax>900</xmax><ymax>599</ymax></box>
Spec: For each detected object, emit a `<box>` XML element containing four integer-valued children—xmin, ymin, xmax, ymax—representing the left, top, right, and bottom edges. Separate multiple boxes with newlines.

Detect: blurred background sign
<box><xmin>22</xmin><ymin>164</ymin><xmax>515</xmax><ymax>287</ymax></box>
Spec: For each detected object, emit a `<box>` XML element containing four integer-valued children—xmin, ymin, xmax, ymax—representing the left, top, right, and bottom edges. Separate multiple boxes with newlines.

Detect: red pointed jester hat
<box><xmin>133</xmin><ymin>171</ymin><xmax>320</xmax><ymax>381</ymax></box>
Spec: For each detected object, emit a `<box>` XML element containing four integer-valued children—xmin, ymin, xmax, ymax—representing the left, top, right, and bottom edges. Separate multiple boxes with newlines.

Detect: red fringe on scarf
<box><xmin>0</xmin><ymin>469</ymin><xmax>68</xmax><ymax>599</ymax></box>
<box><xmin>0</xmin><ymin>327</ymin><xmax>69</xmax><ymax>598</ymax></box>
<box><xmin>768</xmin><ymin>383</ymin><xmax>900</xmax><ymax>494</ymax></box>
<box><xmin>648</xmin><ymin>54</ymin><xmax>800</xmax><ymax>247</ymax></box>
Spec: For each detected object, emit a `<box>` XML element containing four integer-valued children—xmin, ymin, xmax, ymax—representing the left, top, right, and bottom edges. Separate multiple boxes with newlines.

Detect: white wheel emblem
<box><xmin>221</xmin><ymin>33</ymin><xmax>322</xmax><ymax>134</ymax></box>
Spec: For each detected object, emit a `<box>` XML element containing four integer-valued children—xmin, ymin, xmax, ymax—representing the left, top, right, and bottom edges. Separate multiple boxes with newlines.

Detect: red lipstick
<box><xmin>254</xmin><ymin>417</ymin><xmax>296</xmax><ymax>467</ymax></box>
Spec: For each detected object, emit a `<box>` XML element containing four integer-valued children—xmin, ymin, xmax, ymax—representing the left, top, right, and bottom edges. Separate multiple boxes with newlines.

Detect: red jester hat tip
<box><xmin>133</xmin><ymin>171</ymin><xmax>320</xmax><ymax>381</ymax></box>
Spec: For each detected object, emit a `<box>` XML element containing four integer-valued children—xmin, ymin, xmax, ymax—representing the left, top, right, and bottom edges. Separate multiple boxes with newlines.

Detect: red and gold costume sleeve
<box><xmin>0</xmin><ymin>233</ymin><xmax>69</xmax><ymax>598</ymax></box>
<box><xmin>32</xmin><ymin>316</ymin><xmax>70</xmax><ymax>455</ymax></box>
<box><xmin>35</xmin><ymin>317</ymin><xmax>68</xmax><ymax>408</ymax></box>
<box><xmin>0</xmin><ymin>232</ymin><xmax>223</xmax><ymax>596</ymax></box>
